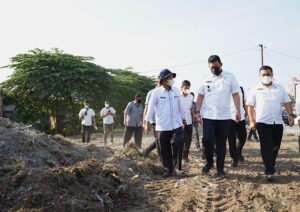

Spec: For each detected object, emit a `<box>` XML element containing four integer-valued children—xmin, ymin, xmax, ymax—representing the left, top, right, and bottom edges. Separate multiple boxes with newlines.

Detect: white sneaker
<box><xmin>175</xmin><ymin>169</ymin><xmax>184</xmax><ymax>175</ymax></box>
<box><xmin>266</xmin><ymin>174</ymin><xmax>274</xmax><ymax>181</ymax></box>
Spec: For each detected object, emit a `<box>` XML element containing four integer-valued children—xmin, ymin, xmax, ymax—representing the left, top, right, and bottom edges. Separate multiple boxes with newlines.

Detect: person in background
<box><xmin>196</xmin><ymin>55</ymin><xmax>241</xmax><ymax>177</ymax></box>
<box><xmin>123</xmin><ymin>94</ymin><xmax>144</xmax><ymax>148</ymax></box>
<box><xmin>247</xmin><ymin>65</ymin><xmax>295</xmax><ymax>181</ymax></box>
<box><xmin>190</xmin><ymin>92</ymin><xmax>201</xmax><ymax>151</ymax></box>
<box><xmin>295</xmin><ymin>84</ymin><xmax>300</xmax><ymax>153</ymax></box>
<box><xmin>100</xmin><ymin>101</ymin><xmax>116</xmax><ymax>145</ymax></box>
<box><xmin>248</xmin><ymin>127</ymin><xmax>259</xmax><ymax>142</ymax></box>
<box><xmin>144</xmin><ymin>69</ymin><xmax>186</xmax><ymax>177</ymax></box>
<box><xmin>142</xmin><ymin>80</ymin><xmax>160</xmax><ymax>157</ymax></box>
<box><xmin>78</xmin><ymin>100</ymin><xmax>96</xmax><ymax>143</ymax></box>
<box><xmin>227</xmin><ymin>86</ymin><xmax>247</xmax><ymax>167</ymax></box>
<box><xmin>180</xmin><ymin>80</ymin><xmax>194</xmax><ymax>165</ymax></box>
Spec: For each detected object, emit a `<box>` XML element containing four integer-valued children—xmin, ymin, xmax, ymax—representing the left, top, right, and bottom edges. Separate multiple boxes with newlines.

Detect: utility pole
<box><xmin>259</xmin><ymin>44</ymin><xmax>264</xmax><ymax>66</ymax></box>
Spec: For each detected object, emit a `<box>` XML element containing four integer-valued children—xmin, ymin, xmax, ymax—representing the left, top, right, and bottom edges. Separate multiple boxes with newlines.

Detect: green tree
<box><xmin>1</xmin><ymin>48</ymin><xmax>111</xmax><ymax>133</ymax></box>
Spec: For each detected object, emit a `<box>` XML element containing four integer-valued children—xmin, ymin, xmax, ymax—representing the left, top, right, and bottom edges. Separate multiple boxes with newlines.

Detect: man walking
<box><xmin>180</xmin><ymin>80</ymin><xmax>194</xmax><ymax>164</ymax></box>
<box><xmin>78</xmin><ymin>100</ymin><xmax>96</xmax><ymax>143</ymax></box>
<box><xmin>196</xmin><ymin>55</ymin><xmax>241</xmax><ymax>176</ymax></box>
<box><xmin>227</xmin><ymin>86</ymin><xmax>247</xmax><ymax>167</ymax></box>
<box><xmin>144</xmin><ymin>69</ymin><xmax>186</xmax><ymax>177</ymax></box>
<box><xmin>100</xmin><ymin>101</ymin><xmax>116</xmax><ymax>145</ymax></box>
<box><xmin>247</xmin><ymin>65</ymin><xmax>294</xmax><ymax>181</ymax></box>
<box><xmin>123</xmin><ymin>94</ymin><xmax>144</xmax><ymax>148</ymax></box>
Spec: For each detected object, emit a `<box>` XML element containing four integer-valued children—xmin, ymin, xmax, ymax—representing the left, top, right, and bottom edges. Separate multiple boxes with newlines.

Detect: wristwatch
<box><xmin>289</xmin><ymin>114</ymin><xmax>297</xmax><ymax>118</ymax></box>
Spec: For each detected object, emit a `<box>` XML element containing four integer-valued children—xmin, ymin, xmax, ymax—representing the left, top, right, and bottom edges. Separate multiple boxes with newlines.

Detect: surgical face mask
<box><xmin>105</xmin><ymin>104</ymin><xmax>109</xmax><ymax>108</ymax></box>
<box><xmin>167</xmin><ymin>79</ymin><xmax>174</xmax><ymax>87</ymax></box>
<box><xmin>211</xmin><ymin>67</ymin><xmax>222</xmax><ymax>76</ymax></box>
<box><xmin>182</xmin><ymin>88</ymin><xmax>190</xmax><ymax>94</ymax></box>
<box><xmin>261</xmin><ymin>76</ymin><xmax>273</xmax><ymax>85</ymax></box>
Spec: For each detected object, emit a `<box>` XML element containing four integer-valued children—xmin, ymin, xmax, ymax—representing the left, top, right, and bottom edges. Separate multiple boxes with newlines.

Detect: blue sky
<box><xmin>1</xmin><ymin>0</ymin><xmax>300</xmax><ymax>93</ymax></box>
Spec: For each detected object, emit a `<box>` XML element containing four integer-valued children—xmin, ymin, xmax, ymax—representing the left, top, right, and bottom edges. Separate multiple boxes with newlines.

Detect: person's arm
<box><xmin>178</xmin><ymin>96</ymin><xmax>187</xmax><ymax>128</ymax></box>
<box><xmin>79</xmin><ymin>110</ymin><xmax>85</xmax><ymax>120</ymax></box>
<box><xmin>232</xmin><ymin>92</ymin><xmax>241</xmax><ymax>123</ymax></box>
<box><xmin>124</xmin><ymin>103</ymin><xmax>131</xmax><ymax>126</ymax></box>
<box><xmin>248</xmin><ymin>105</ymin><xmax>256</xmax><ymax>130</ymax></box>
<box><xmin>196</xmin><ymin>94</ymin><xmax>204</xmax><ymax>125</ymax></box>
<box><xmin>282</xmin><ymin>88</ymin><xmax>294</xmax><ymax>126</ymax></box>
<box><xmin>144</xmin><ymin>91</ymin><xmax>157</xmax><ymax>134</ymax></box>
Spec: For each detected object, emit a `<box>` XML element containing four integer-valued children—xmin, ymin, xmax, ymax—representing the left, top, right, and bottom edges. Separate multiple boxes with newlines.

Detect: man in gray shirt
<box><xmin>123</xmin><ymin>94</ymin><xmax>144</xmax><ymax>148</ymax></box>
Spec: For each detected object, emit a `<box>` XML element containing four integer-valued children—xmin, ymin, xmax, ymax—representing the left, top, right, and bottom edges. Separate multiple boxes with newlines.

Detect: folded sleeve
<box><xmin>230</xmin><ymin>74</ymin><xmax>240</xmax><ymax>94</ymax></box>
<box><xmin>246</xmin><ymin>87</ymin><xmax>256</xmax><ymax>106</ymax></box>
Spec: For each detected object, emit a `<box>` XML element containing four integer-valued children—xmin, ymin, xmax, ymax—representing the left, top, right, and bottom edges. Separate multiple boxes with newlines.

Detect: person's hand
<box><xmin>144</xmin><ymin>121</ymin><xmax>150</xmax><ymax>134</ymax></box>
<box><xmin>288</xmin><ymin>116</ymin><xmax>294</xmax><ymax>127</ymax></box>
<box><xmin>124</xmin><ymin>120</ymin><xmax>128</xmax><ymax>126</ymax></box>
<box><xmin>196</xmin><ymin>113</ymin><xmax>202</xmax><ymax>125</ymax></box>
<box><xmin>182</xmin><ymin>120</ymin><xmax>187</xmax><ymax>129</ymax></box>
<box><xmin>235</xmin><ymin>111</ymin><xmax>241</xmax><ymax>123</ymax></box>
<box><xmin>249</xmin><ymin>120</ymin><xmax>256</xmax><ymax>131</ymax></box>
<box><xmin>94</xmin><ymin>125</ymin><xmax>98</xmax><ymax>131</ymax></box>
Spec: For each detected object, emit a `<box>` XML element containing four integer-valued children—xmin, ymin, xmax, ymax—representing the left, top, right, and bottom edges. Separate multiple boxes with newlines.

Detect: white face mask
<box><xmin>182</xmin><ymin>89</ymin><xmax>190</xmax><ymax>94</ymax></box>
<box><xmin>167</xmin><ymin>79</ymin><xmax>174</xmax><ymax>87</ymax></box>
<box><xmin>261</xmin><ymin>76</ymin><xmax>273</xmax><ymax>85</ymax></box>
<box><xmin>105</xmin><ymin>104</ymin><xmax>109</xmax><ymax>108</ymax></box>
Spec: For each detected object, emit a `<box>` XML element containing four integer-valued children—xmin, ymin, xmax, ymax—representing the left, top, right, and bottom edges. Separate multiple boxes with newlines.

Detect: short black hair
<box><xmin>135</xmin><ymin>93</ymin><xmax>142</xmax><ymax>98</ymax></box>
<box><xmin>208</xmin><ymin>55</ymin><xmax>222</xmax><ymax>64</ymax></box>
<box><xmin>259</xmin><ymin>65</ymin><xmax>273</xmax><ymax>73</ymax></box>
<box><xmin>190</xmin><ymin>92</ymin><xmax>195</xmax><ymax>97</ymax></box>
<box><xmin>182</xmin><ymin>80</ymin><xmax>191</xmax><ymax>87</ymax></box>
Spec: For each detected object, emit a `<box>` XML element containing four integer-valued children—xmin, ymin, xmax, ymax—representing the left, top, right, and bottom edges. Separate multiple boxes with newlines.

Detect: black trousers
<box><xmin>256</xmin><ymin>123</ymin><xmax>283</xmax><ymax>175</ymax></box>
<box><xmin>157</xmin><ymin>127</ymin><xmax>183</xmax><ymax>172</ymax></box>
<box><xmin>182</xmin><ymin>124</ymin><xmax>193</xmax><ymax>159</ymax></box>
<box><xmin>123</xmin><ymin>126</ymin><xmax>143</xmax><ymax>147</ymax></box>
<box><xmin>202</xmin><ymin>119</ymin><xmax>230</xmax><ymax>171</ymax></box>
<box><xmin>82</xmin><ymin>125</ymin><xmax>92</xmax><ymax>143</ymax></box>
<box><xmin>143</xmin><ymin>124</ymin><xmax>160</xmax><ymax>156</ymax></box>
<box><xmin>227</xmin><ymin>120</ymin><xmax>247</xmax><ymax>162</ymax></box>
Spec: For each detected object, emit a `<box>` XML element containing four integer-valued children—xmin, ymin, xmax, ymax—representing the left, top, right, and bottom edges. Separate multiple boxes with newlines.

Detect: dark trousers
<box><xmin>202</xmin><ymin>119</ymin><xmax>230</xmax><ymax>171</ymax></box>
<box><xmin>123</xmin><ymin>126</ymin><xmax>143</xmax><ymax>147</ymax></box>
<box><xmin>227</xmin><ymin>120</ymin><xmax>247</xmax><ymax>162</ymax></box>
<box><xmin>256</xmin><ymin>123</ymin><xmax>283</xmax><ymax>174</ymax></box>
<box><xmin>143</xmin><ymin>124</ymin><xmax>160</xmax><ymax>156</ymax></box>
<box><xmin>82</xmin><ymin>125</ymin><xmax>92</xmax><ymax>143</ymax></box>
<box><xmin>248</xmin><ymin>129</ymin><xmax>258</xmax><ymax>140</ymax></box>
<box><xmin>103</xmin><ymin>124</ymin><xmax>114</xmax><ymax>143</ymax></box>
<box><xmin>193</xmin><ymin>123</ymin><xmax>200</xmax><ymax>148</ymax></box>
<box><xmin>182</xmin><ymin>124</ymin><xmax>193</xmax><ymax>159</ymax></box>
<box><xmin>157</xmin><ymin>127</ymin><xmax>183</xmax><ymax>172</ymax></box>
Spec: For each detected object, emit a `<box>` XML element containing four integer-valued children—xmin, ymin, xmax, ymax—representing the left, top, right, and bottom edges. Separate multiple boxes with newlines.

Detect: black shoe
<box><xmin>238</xmin><ymin>155</ymin><xmax>245</xmax><ymax>162</ymax></box>
<box><xmin>255</xmin><ymin>138</ymin><xmax>259</xmax><ymax>142</ymax></box>
<box><xmin>266</xmin><ymin>174</ymin><xmax>274</xmax><ymax>182</ymax></box>
<box><xmin>162</xmin><ymin>170</ymin><xmax>173</xmax><ymax>178</ymax></box>
<box><xmin>231</xmin><ymin>161</ymin><xmax>238</xmax><ymax>168</ymax></box>
<box><xmin>202</xmin><ymin>163</ymin><xmax>213</xmax><ymax>174</ymax></box>
<box><xmin>216</xmin><ymin>170</ymin><xmax>227</xmax><ymax>177</ymax></box>
<box><xmin>142</xmin><ymin>149</ymin><xmax>150</xmax><ymax>157</ymax></box>
<box><xmin>201</xmin><ymin>152</ymin><xmax>206</xmax><ymax>161</ymax></box>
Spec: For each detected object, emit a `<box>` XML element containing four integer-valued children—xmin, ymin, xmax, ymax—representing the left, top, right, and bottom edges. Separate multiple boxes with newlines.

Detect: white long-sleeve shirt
<box><xmin>145</xmin><ymin>86</ymin><xmax>185</xmax><ymax>131</ymax></box>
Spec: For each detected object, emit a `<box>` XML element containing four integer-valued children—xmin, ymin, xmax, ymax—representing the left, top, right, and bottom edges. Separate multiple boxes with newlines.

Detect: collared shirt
<box><xmin>198</xmin><ymin>70</ymin><xmax>240</xmax><ymax>120</ymax></box>
<box><xmin>145</xmin><ymin>89</ymin><xmax>156</xmax><ymax>124</ymax></box>
<box><xmin>100</xmin><ymin>107</ymin><xmax>116</xmax><ymax>124</ymax></box>
<box><xmin>145</xmin><ymin>86</ymin><xmax>185</xmax><ymax>131</ymax></box>
<box><xmin>124</xmin><ymin>102</ymin><xmax>143</xmax><ymax>127</ymax></box>
<box><xmin>78</xmin><ymin>108</ymin><xmax>95</xmax><ymax>126</ymax></box>
<box><xmin>246</xmin><ymin>82</ymin><xmax>291</xmax><ymax>125</ymax></box>
<box><xmin>180</xmin><ymin>93</ymin><xmax>193</xmax><ymax>125</ymax></box>
<box><xmin>231</xmin><ymin>87</ymin><xmax>246</xmax><ymax>121</ymax></box>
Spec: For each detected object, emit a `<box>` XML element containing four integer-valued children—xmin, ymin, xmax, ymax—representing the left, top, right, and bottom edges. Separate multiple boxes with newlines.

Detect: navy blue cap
<box><xmin>158</xmin><ymin>69</ymin><xmax>176</xmax><ymax>83</ymax></box>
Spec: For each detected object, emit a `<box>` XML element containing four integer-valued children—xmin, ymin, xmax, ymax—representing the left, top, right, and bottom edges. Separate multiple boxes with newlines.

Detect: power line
<box><xmin>141</xmin><ymin>46</ymin><xmax>258</xmax><ymax>74</ymax></box>
<box><xmin>268</xmin><ymin>48</ymin><xmax>300</xmax><ymax>61</ymax></box>
<box><xmin>264</xmin><ymin>50</ymin><xmax>293</xmax><ymax>80</ymax></box>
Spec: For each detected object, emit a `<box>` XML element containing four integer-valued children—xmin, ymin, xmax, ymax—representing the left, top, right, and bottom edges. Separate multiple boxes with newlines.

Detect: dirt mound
<box><xmin>0</xmin><ymin>118</ymin><xmax>161</xmax><ymax>211</ymax></box>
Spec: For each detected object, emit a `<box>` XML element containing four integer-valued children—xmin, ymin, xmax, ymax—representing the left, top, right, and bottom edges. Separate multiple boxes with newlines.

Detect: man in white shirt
<box><xmin>247</xmin><ymin>65</ymin><xmax>294</xmax><ymax>181</ymax></box>
<box><xmin>100</xmin><ymin>101</ymin><xmax>116</xmax><ymax>145</ymax></box>
<box><xmin>196</xmin><ymin>55</ymin><xmax>241</xmax><ymax>176</ymax></box>
<box><xmin>180</xmin><ymin>80</ymin><xmax>194</xmax><ymax>165</ymax></box>
<box><xmin>227</xmin><ymin>86</ymin><xmax>248</xmax><ymax>167</ymax></box>
<box><xmin>144</xmin><ymin>69</ymin><xmax>186</xmax><ymax>178</ymax></box>
<box><xmin>78</xmin><ymin>100</ymin><xmax>96</xmax><ymax>143</ymax></box>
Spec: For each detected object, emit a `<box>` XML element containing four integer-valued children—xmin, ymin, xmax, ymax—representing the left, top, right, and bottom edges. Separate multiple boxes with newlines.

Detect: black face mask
<box><xmin>211</xmin><ymin>67</ymin><xmax>222</xmax><ymax>76</ymax></box>
<box><xmin>136</xmin><ymin>99</ymin><xmax>142</xmax><ymax>104</ymax></box>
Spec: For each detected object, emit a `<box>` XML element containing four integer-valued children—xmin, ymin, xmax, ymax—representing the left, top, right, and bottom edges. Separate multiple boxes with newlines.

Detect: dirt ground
<box><xmin>1</xmin><ymin>118</ymin><xmax>300</xmax><ymax>211</ymax></box>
